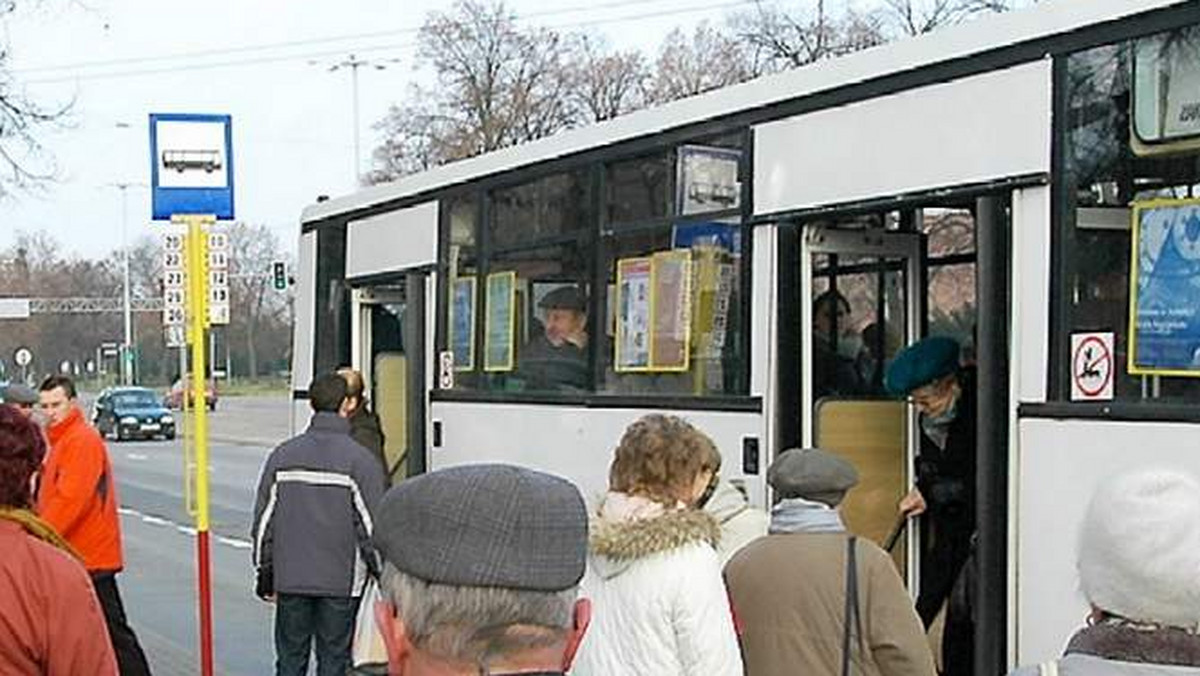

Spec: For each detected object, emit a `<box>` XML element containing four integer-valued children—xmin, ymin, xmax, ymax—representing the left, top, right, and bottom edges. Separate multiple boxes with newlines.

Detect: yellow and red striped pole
<box><xmin>182</xmin><ymin>214</ymin><xmax>215</xmax><ymax>676</ymax></box>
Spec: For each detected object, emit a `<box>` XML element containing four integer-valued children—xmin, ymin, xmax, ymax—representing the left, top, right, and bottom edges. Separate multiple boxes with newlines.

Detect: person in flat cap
<box><xmin>725</xmin><ymin>448</ymin><xmax>935</xmax><ymax>676</ymax></box>
<box><xmin>886</xmin><ymin>335</ymin><xmax>977</xmax><ymax>673</ymax></box>
<box><xmin>517</xmin><ymin>285</ymin><xmax>590</xmax><ymax>392</ymax></box>
<box><xmin>1</xmin><ymin>383</ymin><xmax>39</xmax><ymax>418</ymax></box>
<box><xmin>369</xmin><ymin>464</ymin><xmax>591</xmax><ymax>676</ymax></box>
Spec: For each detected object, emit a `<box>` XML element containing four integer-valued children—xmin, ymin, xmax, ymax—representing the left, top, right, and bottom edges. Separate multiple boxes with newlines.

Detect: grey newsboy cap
<box><xmin>768</xmin><ymin>447</ymin><xmax>859</xmax><ymax>506</ymax></box>
<box><xmin>538</xmin><ymin>286</ymin><xmax>586</xmax><ymax>312</ymax></box>
<box><xmin>373</xmin><ymin>464</ymin><xmax>588</xmax><ymax>592</ymax></box>
<box><xmin>1</xmin><ymin>383</ymin><xmax>38</xmax><ymax>405</ymax></box>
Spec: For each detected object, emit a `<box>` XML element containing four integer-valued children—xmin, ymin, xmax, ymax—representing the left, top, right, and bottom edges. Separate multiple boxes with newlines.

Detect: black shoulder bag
<box><xmin>841</xmin><ymin>536</ymin><xmax>863</xmax><ymax>676</ymax></box>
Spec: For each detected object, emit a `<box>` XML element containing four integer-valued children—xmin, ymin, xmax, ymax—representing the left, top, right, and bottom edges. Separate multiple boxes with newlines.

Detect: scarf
<box><xmin>0</xmin><ymin>506</ymin><xmax>82</xmax><ymax>560</ymax></box>
<box><xmin>768</xmin><ymin>497</ymin><xmax>845</xmax><ymax>534</ymax></box>
<box><xmin>1066</xmin><ymin>617</ymin><xmax>1200</xmax><ymax>667</ymax></box>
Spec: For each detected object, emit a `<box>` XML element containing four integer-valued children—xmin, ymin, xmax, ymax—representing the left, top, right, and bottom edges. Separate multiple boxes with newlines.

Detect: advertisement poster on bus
<box><xmin>615</xmin><ymin>258</ymin><xmax>652</xmax><ymax>371</ymax></box>
<box><xmin>1129</xmin><ymin>197</ymin><xmax>1200</xmax><ymax>375</ymax></box>
<box><xmin>650</xmin><ymin>251</ymin><xmax>692</xmax><ymax>372</ymax></box>
<box><xmin>449</xmin><ymin>276</ymin><xmax>476</xmax><ymax>371</ymax></box>
<box><xmin>484</xmin><ymin>272</ymin><xmax>516</xmax><ymax>372</ymax></box>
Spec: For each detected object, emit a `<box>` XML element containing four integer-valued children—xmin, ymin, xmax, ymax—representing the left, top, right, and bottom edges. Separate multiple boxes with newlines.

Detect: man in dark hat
<box><xmin>370</xmin><ymin>464</ymin><xmax>591</xmax><ymax>676</ymax></box>
<box><xmin>1</xmin><ymin>383</ymin><xmax>39</xmax><ymax>418</ymax></box>
<box><xmin>725</xmin><ymin>448</ymin><xmax>934</xmax><ymax>676</ymax></box>
<box><xmin>885</xmin><ymin>335</ymin><xmax>976</xmax><ymax>674</ymax></box>
<box><xmin>518</xmin><ymin>285</ymin><xmax>590</xmax><ymax>391</ymax></box>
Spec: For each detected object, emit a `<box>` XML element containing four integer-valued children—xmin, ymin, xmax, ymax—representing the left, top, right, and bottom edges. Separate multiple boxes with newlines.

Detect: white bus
<box><xmin>291</xmin><ymin>0</ymin><xmax>1200</xmax><ymax>670</ymax></box>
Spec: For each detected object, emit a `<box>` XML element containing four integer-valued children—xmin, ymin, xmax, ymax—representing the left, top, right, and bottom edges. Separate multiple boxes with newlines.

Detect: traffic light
<box><xmin>272</xmin><ymin>261</ymin><xmax>287</xmax><ymax>290</ymax></box>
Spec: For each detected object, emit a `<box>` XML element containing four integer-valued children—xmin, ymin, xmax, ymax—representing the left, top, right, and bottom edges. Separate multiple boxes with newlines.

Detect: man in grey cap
<box><xmin>517</xmin><ymin>286</ymin><xmax>590</xmax><ymax>392</ymax></box>
<box><xmin>371</xmin><ymin>464</ymin><xmax>591</xmax><ymax>676</ymax></box>
<box><xmin>725</xmin><ymin>448</ymin><xmax>934</xmax><ymax>676</ymax></box>
<box><xmin>1</xmin><ymin>383</ymin><xmax>39</xmax><ymax>418</ymax></box>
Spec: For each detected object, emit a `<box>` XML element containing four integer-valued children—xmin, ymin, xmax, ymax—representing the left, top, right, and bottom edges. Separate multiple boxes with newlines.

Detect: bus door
<box><xmin>799</xmin><ymin>224</ymin><xmax>924</xmax><ymax>577</ymax></box>
<box><xmin>351</xmin><ymin>274</ymin><xmax>428</xmax><ymax>483</ymax></box>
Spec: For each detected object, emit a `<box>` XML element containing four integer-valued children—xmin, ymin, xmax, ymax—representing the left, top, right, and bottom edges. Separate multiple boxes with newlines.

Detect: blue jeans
<box><xmin>275</xmin><ymin>594</ymin><xmax>360</xmax><ymax>676</ymax></box>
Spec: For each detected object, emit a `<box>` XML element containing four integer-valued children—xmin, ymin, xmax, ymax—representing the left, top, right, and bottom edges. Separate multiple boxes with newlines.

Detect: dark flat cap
<box><xmin>885</xmin><ymin>336</ymin><xmax>961</xmax><ymax>395</ymax></box>
<box><xmin>538</xmin><ymin>286</ymin><xmax>586</xmax><ymax>312</ymax></box>
<box><xmin>768</xmin><ymin>448</ymin><xmax>859</xmax><ymax>507</ymax></box>
<box><xmin>1</xmin><ymin>383</ymin><xmax>38</xmax><ymax>405</ymax></box>
<box><xmin>374</xmin><ymin>464</ymin><xmax>587</xmax><ymax>592</ymax></box>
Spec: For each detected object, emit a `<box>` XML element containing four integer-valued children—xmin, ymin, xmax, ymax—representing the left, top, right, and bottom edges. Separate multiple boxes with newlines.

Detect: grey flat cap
<box><xmin>538</xmin><ymin>286</ymin><xmax>586</xmax><ymax>312</ymax></box>
<box><xmin>768</xmin><ymin>448</ymin><xmax>859</xmax><ymax>507</ymax></box>
<box><xmin>374</xmin><ymin>464</ymin><xmax>588</xmax><ymax>592</ymax></box>
<box><xmin>1</xmin><ymin>383</ymin><xmax>38</xmax><ymax>405</ymax></box>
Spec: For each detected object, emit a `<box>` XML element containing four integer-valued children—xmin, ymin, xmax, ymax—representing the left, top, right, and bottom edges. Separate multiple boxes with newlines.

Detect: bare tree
<box><xmin>0</xmin><ymin>4</ymin><xmax>70</xmax><ymax>197</ymax></box>
<box><xmin>731</xmin><ymin>0</ymin><xmax>887</xmax><ymax>70</ymax></box>
<box><xmin>648</xmin><ymin>22</ymin><xmax>757</xmax><ymax>104</ymax></box>
<box><xmin>883</xmin><ymin>0</ymin><xmax>1009</xmax><ymax>36</ymax></box>
<box><xmin>368</xmin><ymin>0</ymin><xmax>582</xmax><ymax>183</ymax></box>
<box><xmin>227</xmin><ymin>222</ymin><xmax>288</xmax><ymax>379</ymax></box>
<box><xmin>568</xmin><ymin>34</ymin><xmax>649</xmax><ymax>123</ymax></box>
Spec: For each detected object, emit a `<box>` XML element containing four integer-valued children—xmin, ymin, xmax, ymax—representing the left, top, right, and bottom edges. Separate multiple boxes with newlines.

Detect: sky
<box><xmin>0</xmin><ymin>0</ymin><xmax>747</xmax><ymax>260</ymax></box>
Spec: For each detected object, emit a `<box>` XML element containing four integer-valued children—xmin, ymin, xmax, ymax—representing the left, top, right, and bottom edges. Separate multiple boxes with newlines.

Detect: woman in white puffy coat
<box><xmin>572</xmin><ymin>414</ymin><xmax>744</xmax><ymax>676</ymax></box>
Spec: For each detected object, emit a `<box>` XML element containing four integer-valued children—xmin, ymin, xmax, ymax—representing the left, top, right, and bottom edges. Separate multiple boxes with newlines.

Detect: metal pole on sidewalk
<box><xmin>184</xmin><ymin>215</ymin><xmax>215</xmax><ymax>676</ymax></box>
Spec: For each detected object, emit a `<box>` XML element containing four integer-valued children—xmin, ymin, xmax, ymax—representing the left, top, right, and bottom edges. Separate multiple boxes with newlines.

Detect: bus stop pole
<box><xmin>184</xmin><ymin>215</ymin><xmax>215</xmax><ymax>676</ymax></box>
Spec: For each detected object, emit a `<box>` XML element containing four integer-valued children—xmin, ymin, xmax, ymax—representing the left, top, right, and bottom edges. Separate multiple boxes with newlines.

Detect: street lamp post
<box><xmin>325</xmin><ymin>54</ymin><xmax>395</xmax><ymax>184</ymax></box>
<box><xmin>109</xmin><ymin>179</ymin><xmax>147</xmax><ymax>386</ymax></box>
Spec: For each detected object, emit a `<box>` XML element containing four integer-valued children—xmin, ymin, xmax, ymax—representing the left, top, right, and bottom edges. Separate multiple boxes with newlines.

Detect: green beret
<box><xmin>885</xmin><ymin>336</ymin><xmax>961</xmax><ymax>395</ymax></box>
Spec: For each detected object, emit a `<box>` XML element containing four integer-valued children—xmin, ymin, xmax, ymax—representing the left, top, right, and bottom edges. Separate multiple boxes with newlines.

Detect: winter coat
<box><xmin>349</xmin><ymin>405</ymin><xmax>387</xmax><ymax>480</ymax></box>
<box><xmin>572</xmin><ymin>506</ymin><xmax>743</xmax><ymax>676</ymax></box>
<box><xmin>252</xmin><ymin>412</ymin><xmax>388</xmax><ymax>598</ymax></box>
<box><xmin>0</xmin><ymin>518</ymin><xmax>118</xmax><ymax>675</ymax></box>
<box><xmin>1008</xmin><ymin>621</ymin><xmax>1200</xmax><ymax>676</ymax></box>
<box><xmin>725</xmin><ymin>532</ymin><xmax>936</xmax><ymax>676</ymax></box>
<box><xmin>37</xmin><ymin>405</ymin><xmax>124</xmax><ymax>572</ymax></box>
<box><xmin>704</xmin><ymin>481</ymin><xmax>768</xmax><ymax>567</ymax></box>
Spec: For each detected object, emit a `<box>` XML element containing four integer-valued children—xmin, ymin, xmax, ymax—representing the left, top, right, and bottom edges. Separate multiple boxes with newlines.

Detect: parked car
<box><xmin>92</xmin><ymin>387</ymin><xmax>176</xmax><ymax>441</ymax></box>
<box><xmin>164</xmin><ymin>377</ymin><xmax>218</xmax><ymax>411</ymax></box>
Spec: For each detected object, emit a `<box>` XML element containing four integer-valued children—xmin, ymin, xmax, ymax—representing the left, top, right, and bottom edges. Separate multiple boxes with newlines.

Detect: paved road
<box><xmin>103</xmin><ymin>394</ymin><xmax>294</xmax><ymax>676</ymax></box>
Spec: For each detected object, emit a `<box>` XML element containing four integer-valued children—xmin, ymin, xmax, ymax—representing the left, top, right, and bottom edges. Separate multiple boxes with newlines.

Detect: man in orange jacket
<box><xmin>38</xmin><ymin>375</ymin><xmax>152</xmax><ymax>676</ymax></box>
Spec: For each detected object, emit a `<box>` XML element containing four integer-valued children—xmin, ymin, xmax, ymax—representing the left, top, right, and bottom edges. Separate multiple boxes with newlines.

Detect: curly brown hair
<box><xmin>608</xmin><ymin>414</ymin><xmax>721</xmax><ymax>505</ymax></box>
<box><xmin>0</xmin><ymin>404</ymin><xmax>47</xmax><ymax>508</ymax></box>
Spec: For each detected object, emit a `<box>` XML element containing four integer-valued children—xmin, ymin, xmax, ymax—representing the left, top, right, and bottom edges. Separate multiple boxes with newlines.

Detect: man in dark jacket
<box><xmin>886</xmin><ymin>336</ymin><xmax>976</xmax><ymax>675</ymax></box>
<box><xmin>337</xmin><ymin>368</ymin><xmax>388</xmax><ymax>482</ymax></box>
<box><xmin>252</xmin><ymin>373</ymin><xmax>388</xmax><ymax>676</ymax></box>
<box><xmin>518</xmin><ymin>286</ymin><xmax>590</xmax><ymax>392</ymax></box>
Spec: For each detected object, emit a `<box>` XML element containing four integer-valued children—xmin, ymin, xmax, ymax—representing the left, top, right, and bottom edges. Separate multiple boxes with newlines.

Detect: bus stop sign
<box><xmin>150</xmin><ymin>113</ymin><xmax>234</xmax><ymax>220</ymax></box>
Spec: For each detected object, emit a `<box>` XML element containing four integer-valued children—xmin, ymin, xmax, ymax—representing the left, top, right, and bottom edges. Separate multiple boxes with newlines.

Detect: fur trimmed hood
<box><xmin>590</xmin><ymin>508</ymin><xmax>720</xmax><ymax>570</ymax></box>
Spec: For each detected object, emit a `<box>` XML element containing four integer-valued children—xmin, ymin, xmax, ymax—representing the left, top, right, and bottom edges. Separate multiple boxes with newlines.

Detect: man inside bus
<box><xmin>885</xmin><ymin>336</ymin><xmax>975</xmax><ymax>674</ymax></box>
<box><xmin>518</xmin><ymin>285</ymin><xmax>590</xmax><ymax>392</ymax></box>
<box><xmin>813</xmin><ymin>290</ymin><xmax>865</xmax><ymax>400</ymax></box>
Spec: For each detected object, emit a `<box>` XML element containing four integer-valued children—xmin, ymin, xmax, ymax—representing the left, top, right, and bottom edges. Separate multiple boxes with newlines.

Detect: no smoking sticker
<box><xmin>1071</xmin><ymin>332</ymin><xmax>1114</xmax><ymax>401</ymax></box>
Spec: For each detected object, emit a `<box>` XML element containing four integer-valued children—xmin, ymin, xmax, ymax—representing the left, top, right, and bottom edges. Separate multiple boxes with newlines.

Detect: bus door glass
<box><xmin>353</xmin><ymin>284</ymin><xmax>409</xmax><ymax>483</ymax></box>
<box><xmin>800</xmin><ymin>224</ymin><xmax>924</xmax><ymax>577</ymax></box>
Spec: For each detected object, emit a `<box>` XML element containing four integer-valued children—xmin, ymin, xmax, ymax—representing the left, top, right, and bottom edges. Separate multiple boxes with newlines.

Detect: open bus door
<box><xmin>799</xmin><ymin>224</ymin><xmax>925</xmax><ymax>583</ymax></box>
<box><xmin>351</xmin><ymin>272</ymin><xmax>428</xmax><ymax>483</ymax></box>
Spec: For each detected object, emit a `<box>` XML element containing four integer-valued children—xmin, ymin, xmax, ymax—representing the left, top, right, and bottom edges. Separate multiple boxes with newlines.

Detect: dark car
<box><xmin>92</xmin><ymin>387</ymin><xmax>176</xmax><ymax>441</ymax></box>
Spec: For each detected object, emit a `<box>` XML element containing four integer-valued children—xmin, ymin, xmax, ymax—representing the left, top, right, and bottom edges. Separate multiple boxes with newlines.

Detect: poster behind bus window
<box><xmin>1129</xmin><ymin>198</ymin><xmax>1200</xmax><ymax>375</ymax></box>
<box><xmin>616</xmin><ymin>258</ymin><xmax>652</xmax><ymax>371</ymax></box>
<box><xmin>484</xmin><ymin>272</ymin><xmax>516</xmax><ymax>372</ymax></box>
<box><xmin>450</xmin><ymin>277</ymin><xmax>476</xmax><ymax>371</ymax></box>
<box><xmin>651</xmin><ymin>251</ymin><xmax>692</xmax><ymax>371</ymax></box>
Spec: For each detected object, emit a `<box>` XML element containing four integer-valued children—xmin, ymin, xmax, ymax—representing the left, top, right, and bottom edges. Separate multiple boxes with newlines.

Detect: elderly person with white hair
<box><xmin>1009</xmin><ymin>469</ymin><xmax>1200</xmax><ymax>676</ymax></box>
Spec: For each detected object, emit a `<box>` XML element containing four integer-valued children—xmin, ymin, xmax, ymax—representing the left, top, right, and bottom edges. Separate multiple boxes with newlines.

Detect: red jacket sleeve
<box><xmin>43</xmin><ymin>549</ymin><xmax>119</xmax><ymax>675</ymax></box>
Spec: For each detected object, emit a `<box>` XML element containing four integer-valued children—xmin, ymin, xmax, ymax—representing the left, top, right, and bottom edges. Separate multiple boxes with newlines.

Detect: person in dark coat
<box><xmin>338</xmin><ymin>368</ymin><xmax>388</xmax><ymax>482</ymax></box>
<box><xmin>885</xmin><ymin>336</ymin><xmax>976</xmax><ymax>675</ymax></box>
<box><xmin>518</xmin><ymin>286</ymin><xmax>590</xmax><ymax>392</ymax></box>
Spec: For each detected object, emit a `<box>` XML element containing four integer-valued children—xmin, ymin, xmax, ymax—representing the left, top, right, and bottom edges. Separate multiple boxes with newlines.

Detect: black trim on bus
<box><xmin>429</xmin><ymin>389</ymin><xmax>764</xmax><ymax>412</ymax></box>
<box><xmin>299</xmin><ymin>2</ymin><xmax>1199</xmax><ymax>237</ymax></box>
<box><xmin>1047</xmin><ymin>55</ymin><xmax>1070</xmax><ymax>403</ymax></box>
<box><xmin>292</xmin><ymin>390</ymin><xmax>308</xmax><ymax>400</ymax></box>
<box><xmin>346</xmin><ymin>266</ymin><xmax>436</xmax><ymax>287</ymax></box>
<box><xmin>1019</xmin><ymin>401</ymin><xmax>1200</xmax><ymax>424</ymax></box>
<box><xmin>748</xmin><ymin>173</ymin><xmax>1048</xmax><ymax>225</ymax></box>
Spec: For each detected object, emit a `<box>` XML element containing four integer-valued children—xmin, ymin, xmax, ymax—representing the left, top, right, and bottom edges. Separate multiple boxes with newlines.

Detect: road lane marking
<box><xmin>126</xmin><ymin>453</ymin><xmax>149</xmax><ymax>461</ymax></box>
<box><xmin>117</xmin><ymin>505</ymin><xmax>253</xmax><ymax>550</ymax></box>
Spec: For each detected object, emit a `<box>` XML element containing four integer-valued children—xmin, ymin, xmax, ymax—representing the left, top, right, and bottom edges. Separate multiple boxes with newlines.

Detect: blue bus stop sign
<box><xmin>149</xmin><ymin>113</ymin><xmax>234</xmax><ymax>220</ymax></box>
